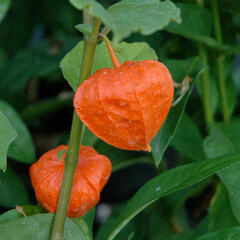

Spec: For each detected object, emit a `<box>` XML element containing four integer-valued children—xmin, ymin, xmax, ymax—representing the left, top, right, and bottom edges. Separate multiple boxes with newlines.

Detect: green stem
<box><xmin>198</xmin><ymin>44</ymin><xmax>214</xmax><ymax>127</ymax></box>
<box><xmin>196</xmin><ymin>0</ymin><xmax>214</xmax><ymax>129</ymax></box>
<box><xmin>50</xmin><ymin>16</ymin><xmax>101</xmax><ymax>240</ymax></box>
<box><xmin>210</xmin><ymin>0</ymin><xmax>229</xmax><ymax>122</ymax></box>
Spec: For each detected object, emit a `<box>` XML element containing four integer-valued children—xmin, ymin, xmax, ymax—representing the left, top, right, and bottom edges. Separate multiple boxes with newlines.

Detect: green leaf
<box><xmin>70</xmin><ymin>0</ymin><xmax>181</xmax><ymax>42</ymax></box>
<box><xmin>193</xmin><ymin>184</ymin><xmax>238</xmax><ymax>238</ymax></box>
<box><xmin>0</xmin><ymin>166</ymin><xmax>29</xmax><ymax>208</ymax></box>
<box><xmin>105</xmin><ymin>153</ymin><xmax>240</xmax><ymax>240</ymax></box>
<box><xmin>165</xmin><ymin>179</ymin><xmax>211</xmax><ymax>216</ymax></box>
<box><xmin>82</xmin><ymin>208</ymin><xmax>95</xmax><ymax>239</ymax></box>
<box><xmin>82</xmin><ymin>125</ymin><xmax>98</xmax><ymax>146</ymax></box>
<box><xmin>171</xmin><ymin>113</ymin><xmax>205</xmax><ymax>162</ymax></box>
<box><xmin>195</xmin><ymin>227</ymin><xmax>240</xmax><ymax>240</ymax></box>
<box><xmin>57</xmin><ymin>150</ymin><xmax>66</xmax><ymax>161</ymax></box>
<box><xmin>148</xmin><ymin>204</ymin><xmax>173</xmax><ymax>240</ymax></box>
<box><xmin>0</xmin><ymin>0</ymin><xmax>11</xmax><ymax>23</ymax></box>
<box><xmin>75</xmin><ymin>24</ymin><xmax>93</xmax><ymax>35</ymax></box>
<box><xmin>60</xmin><ymin>41</ymin><xmax>157</xmax><ymax>91</ymax></box>
<box><xmin>166</xmin><ymin>3</ymin><xmax>212</xmax><ymax>37</ymax></box>
<box><xmin>0</xmin><ymin>100</ymin><xmax>36</xmax><ymax>164</ymax></box>
<box><xmin>108</xmin><ymin>0</ymin><xmax>181</xmax><ymax>42</ymax></box>
<box><xmin>0</xmin><ymin>213</ymin><xmax>91</xmax><ymax>240</ymax></box>
<box><xmin>165</xmin><ymin>3</ymin><xmax>240</xmax><ymax>54</ymax></box>
<box><xmin>203</xmin><ymin>123</ymin><xmax>240</xmax><ymax>159</ymax></box>
<box><xmin>0</xmin><ymin>39</ymin><xmax>77</xmax><ymax>95</ymax></box>
<box><xmin>69</xmin><ymin>0</ymin><xmax>115</xmax><ymax>33</ymax></box>
<box><xmin>96</xmin><ymin>204</ymin><xmax>146</xmax><ymax>240</ymax></box>
<box><xmin>0</xmin><ymin>205</ymin><xmax>46</xmax><ymax>224</ymax></box>
<box><xmin>0</xmin><ymin>111</ymin><xmax>17</xmax><ymax>171</ymax></box>
<box><xmin>203</xmin><ymin>123</ymin><xmax>240</xmax><ymax>223</ymax></box>
<box><xmin>151</xmin><ymin>57</ymin><xmax>204</xmax><ymax>166</ymax></box>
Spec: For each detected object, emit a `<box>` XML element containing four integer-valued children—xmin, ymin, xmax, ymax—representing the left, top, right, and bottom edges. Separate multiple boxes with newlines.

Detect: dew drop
<box><xmin>103</xmin><ymin>71</ymin><xmax>107</xmax><ymax>74</ymax></box>
<box><xmin>81</xmin><ymin>205</ymin><xmax>87</xmax><ymax>210</ymax></box>
<box><xmin>155</xmin><ymin>186</ymin><xmax>161</xmax><ymax>192</ymax></box>
<box><xmin>114</xmin><ymin>81</ymin><xmax>120</xmax><ymax>85</ymax></box>
<box><xmin>119</xmin><ymin>101</ymin><xmax>127</xmax><ymax>106</ymax></box>
<box><xmin>128</xmin><ymin>139</ymin><xmax>138</xmax><ymax>146</ymax></box>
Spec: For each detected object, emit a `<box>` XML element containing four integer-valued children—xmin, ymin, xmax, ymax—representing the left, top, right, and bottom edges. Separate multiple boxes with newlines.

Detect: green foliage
<box><xmin>70</xmin><ymin>0</ymin><xmax>181</xmax><ymax>42</ymax></box>
<box><xmin>193</xmin><ymin>184</ymin><xmax>238</xmax><ymax>238</ymax></box>
<box><xmin>0</xmin><ymin>100</ymin><xmax>36</xmax><ymax>164</ymax></box>
<box><xmin>0</xmin><ymin>39</ymin><xmax>77</xmax><ymax>96</ymax></box>
<box><xmin>165</xmin><ymin>3</ymin><xmax>240</xmax><ymax>54</ymax></box>
<box><xmin>81</xmin><ymin>125</ymin><xmax>98</xmax><ymax>146</ymax></box>
<box><xmin>1</xmin><ymin>0</ymin><xmax>240</xmax><ymax>239</ymax></box>
<box><xmin>0</xmin><ymin>213</ymin><xmax>91</xmax><ymax>240</ymax></box>
<box><xmin>204</xmin><ymin>123</ymin><xmax>240</xmax><ymax>223</ymax></box>
<box><xmin>108</xmin><ymin>0</ymin><xmax>181</xmax><ymax>42</ymax></box>
<box><xmin>0</xmin><ymin>166</ymin><xmax>29</xmax><ymax>208</ymax></box>
<box><xmin>0</xmin><ymin>111</ymin><xmax>17</xmax><ymax>171</ymax></box>
<box><xmin>195</xmin><ymin>227</ymin><xmax>240</xmax><ymax>240</ymax></box>
<box><xmin>171</xmin><ymin>113</ymin><xmax>205</xmax><ymax>162</ymax></box>
<box><xmin>0</xmin><ymin>205</ymin><xmax>46</xmax><ymax>224</ymax></box>
<box><xmin>106</xmin><ymin>153</ymin><xmax>240</xmax><ymax>240</ymax></box>
<box><xmin>151</xmin><ymin>57</ymin><xmax>204</xmax><ymax>166</ymax></box>
<box><xmin>60</xmin><ymin>40</ymin><xmax>157</xmax><ymax>90</ymax></box>
<box><xmin>96</xmin><ymin>205</ymin><xmax>146</xmax><ymax>240</ymax></box>
<box><xmin>0</xmin><ymin>0</ymin><xmax>11</xmax><ymax>23</ymax></box>
<box><xmin>82</xmin><ymin>208</ymin><xmax>95</xmax><ymax>239</ymax></box>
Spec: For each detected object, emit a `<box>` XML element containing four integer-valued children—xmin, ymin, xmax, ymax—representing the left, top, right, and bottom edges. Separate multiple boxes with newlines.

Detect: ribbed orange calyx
<box><xmin>29</xmin><ymin>145</ymin><xmax>112</xmax><ymax>218</ymax></box>
<box><xmin>74</xmin><ymin>36</ymin><xmax>174</xmax><ymax>152</ymax></box>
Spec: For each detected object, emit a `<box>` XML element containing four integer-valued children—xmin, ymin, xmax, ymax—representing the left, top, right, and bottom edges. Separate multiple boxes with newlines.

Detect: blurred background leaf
<box><xmin>0</xmin><ymin>111</ymin><xmax>17</xmax><ymax>171</ymax></box>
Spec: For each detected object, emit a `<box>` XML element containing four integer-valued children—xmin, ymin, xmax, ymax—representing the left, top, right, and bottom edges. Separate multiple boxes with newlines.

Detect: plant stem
<box><xmin>196</xmin><ymin>0</ymin><xmax>214</xmax><ymax>129</ymax></box>
<box><xmin>50</xmin><ymin>16</ymin><xmax>101</xmax><ymax>240</ymax></box>
<box><xmin>198</xmin><ymin>44</ymin><xmax>214</xmax><ymax>127</ymax></box>
<box><xmin>210</xmin><ymin>0</ymin><xmax>229</xmax><ymax>122</ymax></box>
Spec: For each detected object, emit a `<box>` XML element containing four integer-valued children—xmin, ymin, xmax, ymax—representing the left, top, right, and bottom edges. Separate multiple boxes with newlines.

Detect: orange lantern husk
<box><xmin>30</xmin><ymin>145</ymin><xmax>112</xmax><ymax>218</ymax></box>
<box><xmin>74</xmin><ymin>36</ymin><xmax>174</xmax><ymax>152</ymax></box>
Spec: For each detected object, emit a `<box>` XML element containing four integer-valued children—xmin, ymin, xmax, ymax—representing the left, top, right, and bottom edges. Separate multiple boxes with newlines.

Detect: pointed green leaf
<box><xmin>105</xmin><ymin>153</ymin><xmax>240</xmax><ymax>240</ymax></box>
<box><xmin>203</xmin><ymin>122</ymin><xmax>240</xmax><ymax>223</ymax></box>
<box><xmin>69</xmin><ymin>0</ymin><xmax>115</xmax><ymax>33</ymax></box>
<box><xmin>60</xmin><ymin>41</ymin><xmax>157</xmax><ymax>91</ymax></box>
<box><xmin>151</xmin><ymin>57</ymin><xmax>204</xmax><ymax>166</ymax></box>
<box><xmin>70</xmin><ymin>0</ymin><xmax>181</xmax><ymax>42</ymax></box>
<box><xmin>108</xmin><ymin>0</ymin><xmax>181</xmax><ymax>42</ymax></box>
<box><xmin>0</xmin><ymin>111</ymin><xmax>17</xmax><ymax>171</ymax></box>
<box><xmin>0</xmin><ymin>100</ymin><xmax>36</xmax><ymax>164</ymax></box>
<box><xmin>75</xmin><ymin>24</ymin><xmax>93</xmax><ymax>35</ymax></box>
<box><xmin>57</xmin><ymin>150</ymin><xmax>66</xmax><ymax>161</ymax></box>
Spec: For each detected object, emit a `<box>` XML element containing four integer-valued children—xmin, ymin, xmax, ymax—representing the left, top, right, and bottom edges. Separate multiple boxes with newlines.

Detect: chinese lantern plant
<box><xmin>29</xmin><ymin>145</ymin><xmax>112</xmax><ymax>218</ymax></box>
<box><xmin>74</xmin><ymin>35</ymin><xmax>174</xmax><ymax>152</ymax></box>
<box><xmin>1</xmin><ymin>0</ymin><xmax>240</xmax><ymax>240</ymax></box>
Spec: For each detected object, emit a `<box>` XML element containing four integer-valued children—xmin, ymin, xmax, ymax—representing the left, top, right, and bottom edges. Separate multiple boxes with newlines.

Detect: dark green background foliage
<box><xmin>0</xmin><ymin>0</ymin><xmax>240</xmax><ymax>239</ymax></box>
